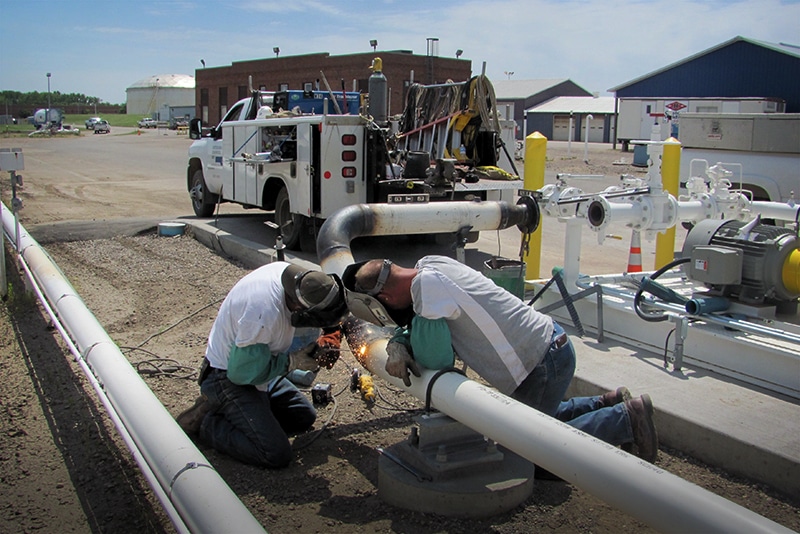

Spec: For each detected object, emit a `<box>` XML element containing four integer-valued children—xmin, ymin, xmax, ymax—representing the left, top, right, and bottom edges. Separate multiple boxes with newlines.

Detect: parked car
<box><xmin>169</xmin><ymin>117</ymin><xmax>189</xmax><ymax>130</ymax></box>
<box><xmin>93</xmin><ymin>120</ymin><xmax>110</xmax><ymax>134</ymax></box>
<box><xmin>85</xmin><ymin>117</ymin><xmax>102</xmax><ymax>130</ymax></box>
<box><xmin>138</xmin><ymin>117</ymin><xmax>157</xmax><ymax>128</ymax></box>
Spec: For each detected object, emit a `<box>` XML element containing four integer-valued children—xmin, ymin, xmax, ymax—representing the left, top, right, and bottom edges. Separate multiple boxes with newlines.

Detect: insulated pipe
<box><xmin>317</xmin><ymin>202</ymin><xmax>793</xmax><ymax>534</ymax></box>
<box><xmin>316</xmin><ymin>200</ymin><xmax>538</xmax><ymax>276</ymax></box>
<box><xmin>752</xmin><ymin>201</ymin><xmax>800</xmax><ymax>223</ymax></box>
<box><xmin>1</xmin><ymin>203</ymin><xmax>266</xmax><ymax>534</ymax></box>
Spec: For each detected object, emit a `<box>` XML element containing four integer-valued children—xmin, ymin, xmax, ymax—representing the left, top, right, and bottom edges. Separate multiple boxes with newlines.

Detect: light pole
<box><xmin>46</xmin><ymin>72</ymin><xmax>51</xmax><ymax>126</ymax></box>
<box><xmin>504</xmin><ymin>70</ymin><xmax>514</xmax><ymax>80</ymax></box>
<box><xmin>370</xmin><ymin>39</ymin><xmax>377</xmax><ymax>52</ymax></box>
<box><xmin>273</xmin><ymin>47</ymin><xmax>280</xmax><ymax>57</ymax></box>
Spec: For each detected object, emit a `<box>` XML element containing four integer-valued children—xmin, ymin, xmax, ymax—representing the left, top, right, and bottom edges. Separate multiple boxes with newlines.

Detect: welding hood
<box><xmin>342</xmin><ymin>261</ymin><xmax>400</xmax><ymax>328</ymax></box>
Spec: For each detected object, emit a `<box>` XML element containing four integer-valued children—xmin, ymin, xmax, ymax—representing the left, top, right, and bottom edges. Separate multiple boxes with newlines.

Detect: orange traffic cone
<box><xmin>627</xmin><ymin>230</ymin><xmax>643</xmax><ymax>273</ymax></box>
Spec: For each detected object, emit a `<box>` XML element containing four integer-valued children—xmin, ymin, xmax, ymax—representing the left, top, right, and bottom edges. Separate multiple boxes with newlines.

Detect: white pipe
<box><xmin>751</xmin><ymin>201</ymin><xmax>800</xmax><ymax>223</ymax></box>
<box><xmin>1</xmin><ymin>202</ymin><xmax>266</xmax><ymax>534</ymax></box>
<box><xmin>317</xmin><ymin>200</ymin><xmax>538</xmax><ymax>276</ymax></box>
<box><xmin>676</xmin><ymin>199</ymin><xmax>709</xmax><ymax>222</ymax></box>
<box><xmin>14</xmin><ymin>253</ymin><xmax>190</xmax><ymax>533</ymax></box>
<box><xmin>583</xmin><ymin>114</ymin><xmax>593</xmax><ymax>162</ymax></box>
<box><xmin>585</xmin><ymin>194</ymin><xmax>800</xmax><ymax>236</ymax></box>
<box><xmin>317</xmin><ymin>201</ymin><xmax>793</xmax><ymax>534</ymax></box>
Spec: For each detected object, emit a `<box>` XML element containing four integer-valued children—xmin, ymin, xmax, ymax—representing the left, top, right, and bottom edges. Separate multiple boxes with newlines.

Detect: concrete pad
<box><xmin>565</xmin><ymin>331</ymin><xmax>800</xmax><ymax>497</ymax></box>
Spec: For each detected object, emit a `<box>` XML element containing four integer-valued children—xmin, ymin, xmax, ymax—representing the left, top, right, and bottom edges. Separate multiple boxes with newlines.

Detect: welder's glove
<box><xmin>314</xmin><ymin>328</ymin><xmax>342</xmax><ymax>369</ymax></box>
<box><xmin>385</xmin><ymin>341</ymin><xmax>421</xmax><ymax>387</ymax></box>
<box><xmin>288</xmin><ymin>342</ymin><xmax>320</xmax><ymax>372</ymax></box>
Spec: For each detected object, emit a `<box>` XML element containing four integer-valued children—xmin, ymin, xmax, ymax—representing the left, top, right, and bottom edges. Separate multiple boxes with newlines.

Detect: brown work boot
<box><xmin>599</xmin><ymin>386</ymin><xmax>632</xmax><ymax>408</ymax></box>
<box><xmin>176</xmin><ymin>395</ymin><xmax>210</xmax><ymax>435</ymax></box>
<box><xmin>624</xmin><ymin>394</ymin><xmax>658</xmax><ymax>463</ymax></box>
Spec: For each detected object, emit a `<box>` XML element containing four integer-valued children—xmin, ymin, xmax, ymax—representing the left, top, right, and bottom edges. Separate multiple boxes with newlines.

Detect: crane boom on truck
<box><xmin>186</xmin><ymin>68</ymin><xmax>520</xmax><ymax>251</ymax></box>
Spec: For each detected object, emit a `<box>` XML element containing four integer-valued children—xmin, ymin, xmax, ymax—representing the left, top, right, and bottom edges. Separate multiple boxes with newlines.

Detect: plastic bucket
<box><xmin>483</xmin><ymin>258</ymin><xmax>526</xmax><ymax>299</ymax></box>
<box><xmin>158</xmin><ymin>222</ymin><xmax>186</xmax><ymax>237</ymax></box>
<box><xmin>632</xmin><ymin>144</ymin><xmax>648</xmax><ymax>167</ymax></box>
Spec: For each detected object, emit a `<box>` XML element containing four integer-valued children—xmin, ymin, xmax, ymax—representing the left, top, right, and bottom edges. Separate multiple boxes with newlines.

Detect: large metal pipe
<box><xmin>1</xmin><ymin>203</ymin><xmax>266</xmax><ymax>534</ymax></box>
<box><xmin>317</xmin><ymin>201</ymin><xmax>793</xmax><ymax>534</ymax></box>
<box><xmin>317</xmin><ymin>199</ymin><xmax>538</xmax><ymax>276</ymax></box>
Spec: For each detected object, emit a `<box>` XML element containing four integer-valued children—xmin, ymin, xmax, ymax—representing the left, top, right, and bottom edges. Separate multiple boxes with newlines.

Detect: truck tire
<box><xmin>190</xmin><ymin>169</ymin><xmax>215</xmax><ymax>217</ymax></box>
<box><xmin>275</xmin><ymin>186</ymin><xmax>304</xmax><ymax>250</ymax></box>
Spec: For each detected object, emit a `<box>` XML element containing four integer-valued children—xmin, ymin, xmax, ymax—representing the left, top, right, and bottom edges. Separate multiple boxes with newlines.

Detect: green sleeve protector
<box><xmin>409</xmin><ymin>315</ymin><xmax>454</xmax><ymax>369</ymax></box>
<box><xmin>227</xmin><ymin>343</ymin><xmax>289</xmax><ymax>385</ymax></box>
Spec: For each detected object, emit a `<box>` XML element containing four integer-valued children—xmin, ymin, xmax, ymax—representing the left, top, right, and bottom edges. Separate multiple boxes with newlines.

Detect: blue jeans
<box><xmin>199</xmin><ymin>369</ymin><xmax>316</xmax><ymax>467</ymax></box>
<box><xmin>511</xmin><ymin>322</ymin><xmax>634</xmax><ymax>446</ymax></box>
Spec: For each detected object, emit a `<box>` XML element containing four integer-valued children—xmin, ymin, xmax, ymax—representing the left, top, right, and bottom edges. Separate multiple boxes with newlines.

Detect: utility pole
<box><xmin>46</xmin><ymin>72</ymin><xmax>51</xmax><ymax>126</ymax></box>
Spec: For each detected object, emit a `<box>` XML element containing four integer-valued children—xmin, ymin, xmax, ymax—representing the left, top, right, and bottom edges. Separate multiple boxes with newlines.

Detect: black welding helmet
<box><xmin>341</xmin><ymin>260</ymin><xmax>399</xmax><ymax>328</ymax></box>
<box><xmin>282</xmin><ymin>265</ymin><xmax>348</xmax><ymax>328</ymax></box>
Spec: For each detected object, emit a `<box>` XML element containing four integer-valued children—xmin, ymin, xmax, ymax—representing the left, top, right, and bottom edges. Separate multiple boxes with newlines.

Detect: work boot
<box><xmin>598</xmin><ymin>386</ymin><xmax>632</xmax><ymax>408</ymax></box>
<box><xmin>176</xmin><ymin>395</ymin><xmax>210</xmax><ymax>436</ymax></box>
<box><xmin>624</xmin><ymin>394</ymin><xmax>658</xmax><ymax>463</ymax></box>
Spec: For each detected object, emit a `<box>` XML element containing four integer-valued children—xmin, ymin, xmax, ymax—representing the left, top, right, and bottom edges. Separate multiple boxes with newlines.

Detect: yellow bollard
<box><xmin>655</xmin><ymin>137</ymin><xmax>681</xmax><ymax>269</ymax></box>
<box><xmin>523</xmin><ymin>132</ymin><xmax>547</xmax><ymax>280</ymax></box>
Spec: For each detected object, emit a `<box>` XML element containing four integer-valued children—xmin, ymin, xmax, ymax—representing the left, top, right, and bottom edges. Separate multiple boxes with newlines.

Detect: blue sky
<box><xmin>1</xmin><ymin>0</ymin><xmax>798</xmax><ymax>104</ymax></box>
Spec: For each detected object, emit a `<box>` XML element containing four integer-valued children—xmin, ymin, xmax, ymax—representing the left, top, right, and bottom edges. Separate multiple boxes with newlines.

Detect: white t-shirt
<box><xmin>205</xmin><ymin>262</ymin><xmax>297</xmax><ymax>370</ymax></box>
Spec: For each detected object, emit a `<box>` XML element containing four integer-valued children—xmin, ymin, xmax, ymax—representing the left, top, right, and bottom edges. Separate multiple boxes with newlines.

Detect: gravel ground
<box><xmin>0</xmin><ymin>138</ymin><xmax>798</xmax><ymax>533</ymax></box>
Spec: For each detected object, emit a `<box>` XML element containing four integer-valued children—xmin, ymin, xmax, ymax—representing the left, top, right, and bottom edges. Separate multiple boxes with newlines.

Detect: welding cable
<box><xmin>292</xmin><ymin>395</ymin><xmax>338</xmax><ymax>451</ymax></box>
<box><xmin>633</xmin><ymin>257</ymin><xmax>691</xmax><ymax>322</ymax></box>
<box><xmin>133</xmin><ymin>298</ymin><xmax>223</xmax><ymax>349</ymax></box>
<box><xmin>120</xmin><ymin>346</ymin><xmax>198</xmax><ymax>380</ymax></box>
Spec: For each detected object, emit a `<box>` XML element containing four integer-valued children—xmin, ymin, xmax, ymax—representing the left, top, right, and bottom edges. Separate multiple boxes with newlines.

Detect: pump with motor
<box><xmin>681</xmin><ymin>217</ymin><xmax>800</xmax><ymax>313</ymax></box>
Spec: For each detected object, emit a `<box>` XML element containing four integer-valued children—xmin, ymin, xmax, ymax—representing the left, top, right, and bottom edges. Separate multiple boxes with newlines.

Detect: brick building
<box><xmin>195</xmin><ymin>51</ymin><xmax>471</xmax><ymax>126</ymax></box>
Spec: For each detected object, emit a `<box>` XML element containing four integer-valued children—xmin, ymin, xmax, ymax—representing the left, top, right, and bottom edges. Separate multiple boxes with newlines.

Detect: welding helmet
<box><xmin>282</xmin><ymin>265</ymin><xmax>348</xmax><ymax>328</ymax></box>
<box><xmin>341</xmin><ymin>260</ymin><xmax>400</xmax><ymax>328</ymax></box>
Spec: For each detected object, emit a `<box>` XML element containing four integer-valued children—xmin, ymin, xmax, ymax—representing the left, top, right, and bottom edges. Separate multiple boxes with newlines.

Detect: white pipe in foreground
<box><xmin>1</xmin><ymin>203</ymin><xmax>266</xmax><ymax>534</ymax></box>
<box><xmin>318</xmin><ymin>201</ymin><xmax>794</xmax><ymax>534</ymax></box>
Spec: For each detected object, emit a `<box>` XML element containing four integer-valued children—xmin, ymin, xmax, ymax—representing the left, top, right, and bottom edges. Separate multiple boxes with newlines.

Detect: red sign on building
<box><xmin>666</xmin><ymin>101</ymin><xmax>687</xmax><ymax>111</ymax></box>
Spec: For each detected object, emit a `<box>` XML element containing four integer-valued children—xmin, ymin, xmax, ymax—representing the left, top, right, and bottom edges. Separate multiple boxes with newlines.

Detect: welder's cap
<box><xmin>282</xmin><ymin>265</ymin><xmax>348</xmax><ymax>327</ymax></box>
<box><xmin>341</xmin><ymin>260</ymin><xmax>397</xmax><ymax>328</ymax></box>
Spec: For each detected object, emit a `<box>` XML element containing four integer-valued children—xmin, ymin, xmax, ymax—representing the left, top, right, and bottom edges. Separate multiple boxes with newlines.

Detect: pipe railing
<box><xmin>317</xmin><ymin>200</ymin><xmax>794</xmax><ymax>534</ymax></box>
<box><xmin>1</xmin><ymin>202</ymin><xmax>266</xmax><ymax>534</ymax></box>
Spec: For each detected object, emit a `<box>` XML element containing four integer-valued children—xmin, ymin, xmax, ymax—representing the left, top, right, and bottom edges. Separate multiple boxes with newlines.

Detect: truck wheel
<box><xmin>275</xmin><ymin>187</ymin><xmax>304</xmax><ymax>250</ymax></box>
<box><xmin>190</xmin><ymin>169</ymin><xmax>215</xmax><ymax>217</ymax></box>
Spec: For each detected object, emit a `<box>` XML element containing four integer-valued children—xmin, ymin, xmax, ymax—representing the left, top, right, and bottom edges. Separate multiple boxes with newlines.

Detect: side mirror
<box><xmin>189</xmin><ymin>118</ymin><xmax>203</xmax><ymax>140</ymax></box>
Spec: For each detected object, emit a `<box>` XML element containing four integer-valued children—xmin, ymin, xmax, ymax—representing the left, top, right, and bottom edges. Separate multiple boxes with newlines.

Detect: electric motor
<box><xmin>681</xmin><ymin>218</ymin><xmax>800</xmax><ymax>305</ymax></box>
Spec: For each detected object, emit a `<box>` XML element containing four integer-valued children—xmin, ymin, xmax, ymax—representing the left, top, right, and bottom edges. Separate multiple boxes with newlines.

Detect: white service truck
<box><xmin>187</xmin><ymin>77</ymin><xmax>520</xmax><ymax>251</ymax></box>
<box><xmin>678</xmin><ymin>112</ymin><xmax>799</xmax><ymax>204</ymax></box>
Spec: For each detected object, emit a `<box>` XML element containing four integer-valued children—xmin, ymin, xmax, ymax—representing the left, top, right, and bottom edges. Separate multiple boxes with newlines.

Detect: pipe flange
<box><xmin>515</xmin><ymin>195</ymin><xmax>540</xmax><ymax>234</ymax></box>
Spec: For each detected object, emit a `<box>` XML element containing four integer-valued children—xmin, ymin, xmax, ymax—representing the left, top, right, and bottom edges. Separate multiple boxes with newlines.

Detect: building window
<box><xmin>304</xmin><ymin>82</ymin><xmax>313</xmax><ymax>92</ymax></box>
<box><xmin>279</xmin><ymin>83</ymin><xmax>289</xmax><ymax>91</ymax></box>
<box><xmin>219</xmin><ymin>87</ymin><xmax>228</xmax><ymax>119</ymax></box>
<box><xmin>200</xmin><ymin>88</ymin><xmax>209</xmax><ymax>107</ymax></box>
<box><xmin>238</xmin><ymin>85</ymin><xmax>248</xmax><ymax>100</ymax></box>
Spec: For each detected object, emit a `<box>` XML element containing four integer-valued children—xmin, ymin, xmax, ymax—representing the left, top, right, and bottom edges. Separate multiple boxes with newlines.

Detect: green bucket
<box><xmin>483</xmin><ymin>258</ymin><xmax>526</xmax><ymax>299</ymax></box>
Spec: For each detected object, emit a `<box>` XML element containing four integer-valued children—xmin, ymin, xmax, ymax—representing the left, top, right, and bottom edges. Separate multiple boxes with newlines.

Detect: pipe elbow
<box><xmin>317</xmin><ymin>204</ymin><xmax>375</xmax><ymax>273</ymax></box>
